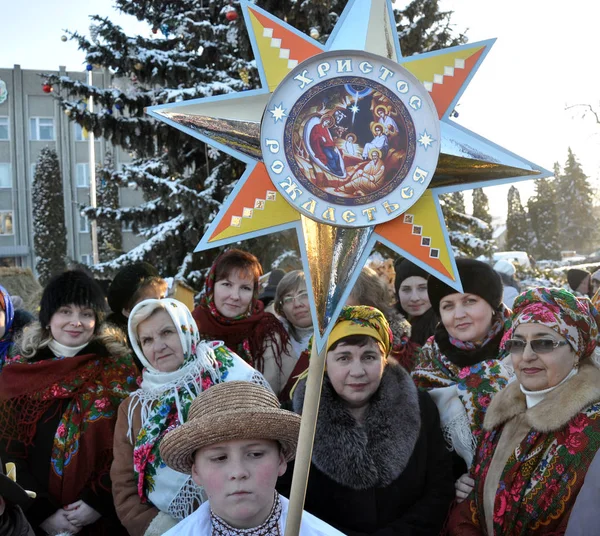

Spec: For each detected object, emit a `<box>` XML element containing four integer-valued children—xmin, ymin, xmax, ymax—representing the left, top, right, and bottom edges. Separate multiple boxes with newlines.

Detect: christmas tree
<box><xmin>94</xmin><ymin>151</ymin><xmax>123</xmax><ymax>263</ymax></box>
<box><xmin>43</xmin><ymin>0</ymin><xmax>466</xmax><ymax>284</ymax></box>
<box><xmin>527</xmin><ymin>175</ymin><xmax>561</xmax><ymax>260</ymax></box>
<box><xmin>505</xmin><ymin>185</ymin><xmax>532</xmax><ymax>252</ymax></box>
<box><xmin>471</xmin><ymin>188</ymin><xmax>492</xmax><ymax>240</ymax></box>
<box><xmin>32</xmin><ymin>148</ymin><xmax>68</xmax><ymax>285</ymax></box>
<box><xmin>555</xmin><ymin>148</ymin><xmax>597</xmax><ymax>254</ymax></box>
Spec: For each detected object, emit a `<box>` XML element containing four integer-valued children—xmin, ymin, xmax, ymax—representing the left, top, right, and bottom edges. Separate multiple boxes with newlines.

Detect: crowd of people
<box><xmin>1</xmin><ymin>249</ymin><xmax>600</xmax><ymax>535</ymax></box>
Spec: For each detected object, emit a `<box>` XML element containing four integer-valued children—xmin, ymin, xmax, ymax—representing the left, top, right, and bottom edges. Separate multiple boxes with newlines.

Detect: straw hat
<box><xmin>160</xmin><ymin>381</ymin><xmax>302</xmax><ymax>474</ymax></box>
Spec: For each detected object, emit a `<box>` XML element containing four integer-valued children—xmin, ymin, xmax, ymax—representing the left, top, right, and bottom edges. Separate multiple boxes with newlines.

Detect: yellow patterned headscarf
<box><xmin>327</xmin><ymin>306</ymin><xmax>393</xmax><ymax>355</ymax></box>
<box><xmin>288</xmin><ymin>306</ymin><xmax>393</xmax><ymax>399</ymax></box>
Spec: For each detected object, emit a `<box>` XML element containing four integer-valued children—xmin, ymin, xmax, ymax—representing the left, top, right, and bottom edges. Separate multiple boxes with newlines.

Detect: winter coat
<box><xmin>278</xmin><ymin>359</ymin><xmax>455</xmax><ymax>535</ymax></box>
<box><xmin>110</xmin><ymin>398</ymin><xmax>179</xmax><ymax>536</ymax></box>
<box><xmin>447</xmin><ymin>360</ymin><xmax>600</xmax><ymax>535</ymax></box>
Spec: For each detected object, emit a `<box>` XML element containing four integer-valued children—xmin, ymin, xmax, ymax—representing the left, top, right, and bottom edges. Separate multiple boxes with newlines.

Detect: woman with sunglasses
<box><xmin>447</xmin><ymin>288</ymin><xmax>600</xmax><ymax>535</ymax></box>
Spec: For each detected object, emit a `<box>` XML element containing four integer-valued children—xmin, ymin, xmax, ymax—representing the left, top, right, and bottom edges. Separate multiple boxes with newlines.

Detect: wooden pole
<box><xmin>284</xmin><ymin>341</ymin><xmax>327</xmax><ymax>536</ymax></box>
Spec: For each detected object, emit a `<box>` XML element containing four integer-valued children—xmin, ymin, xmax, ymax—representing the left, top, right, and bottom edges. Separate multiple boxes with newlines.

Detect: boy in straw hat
<box><xmin>159</xmin><ymin>381</ymin><xmax>343</xmax><ymax>535</ymax></box>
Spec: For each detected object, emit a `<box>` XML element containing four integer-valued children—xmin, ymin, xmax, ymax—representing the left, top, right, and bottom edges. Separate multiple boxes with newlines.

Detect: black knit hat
<box><xmin>428</xmin><ymin>258</ymin><xmax>503</xmax><ymax>314</ymax></box>
<box><xmin>107</xmin><ymin>262</ymin><xmax>159</xmax><ymax>315</ymax></box>
<box><xmin>567</xmin><ymin>269</ymin><xmax>590</xmax><ymax>292</ymax></box>
<box><xmin>394</xmin><ymin>258</ymin><xmax>430</xmax><ymax>296</ymax></box>
<box><xmin>39</xmin><ymin>270</ymin><xmax>107</xmax><ymax>328</ymax></box>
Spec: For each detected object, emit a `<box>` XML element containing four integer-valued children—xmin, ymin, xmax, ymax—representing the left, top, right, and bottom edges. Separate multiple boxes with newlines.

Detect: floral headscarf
<box><xmin>127</xmin><ymin>299</ymin><xmax>222</xmax><ymax>505</ymax></box>
<box><xmin>502</xmin><ymin>287</ymin><xmax>600</xmax><ymax>359</ymax></box>
<box><xmin>327</xmin><ymin>305</ymin><xmax>393</xmax><ymax>355</ymax></box>
<box><xmin>0</xmin><ymin>286</ymin><xmax>15</xmax><ymax>367</ymax></box>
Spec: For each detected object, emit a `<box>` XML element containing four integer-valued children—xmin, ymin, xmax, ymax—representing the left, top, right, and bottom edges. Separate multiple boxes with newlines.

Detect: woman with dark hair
<box><xmin>348</xmin><ymin>266</ymin><xmax>416</xmax><ymax>371</ymax></box>
<box><xmin>280</xmin><ymin>306</ymin><xmax>454</xmax><ymax>534</ymax></box>
<box><xmin>192</xmin><ymin>249</ymin><xmax>294</xmax><ymax>395</ymax></box>
<box><xmin>0</xmin><ymin>270</ymin><xmax>138</xmax><ymax>535</ymax></box>
<box><xmin>394</xmin><ymin>259</ymin><xmax>438</xmax><ymax>346</ymax></box>
<box><xmin>412</xmin><ymin>259</ymin><xmax>512</xmax><ymax>485</ymax></box>
<box><xmin>106</xmin><ymin>262</ymin><xmax>168</xmax><ymax>331</ymax></box>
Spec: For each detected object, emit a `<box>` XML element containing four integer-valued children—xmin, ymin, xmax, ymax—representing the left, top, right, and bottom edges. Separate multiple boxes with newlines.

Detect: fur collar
<box><xmin>435</xmin><ymin>322</ymin><xmax>504</xmax><ymax>368</ymax></box>
<box><xmin>484</xmin><ymin>360</ymin><xmax>600</xmax><ymax>433</ymax></box>
<box><xmin>293</xmin><ymin>359</ymin><xmax>420</xmax><ymax>490</ymax></box>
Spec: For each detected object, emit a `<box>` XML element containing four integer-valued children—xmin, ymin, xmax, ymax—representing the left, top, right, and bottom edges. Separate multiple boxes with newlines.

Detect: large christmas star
<box><xmin>148</xmin><ymin>0</ymin><xmax>550</xmax><ymax>349</ymax></box>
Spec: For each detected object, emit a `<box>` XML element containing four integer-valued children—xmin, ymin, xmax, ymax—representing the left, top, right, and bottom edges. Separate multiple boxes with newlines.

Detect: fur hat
<box><xmin>107</xmin><ymin>262</ymin><xmax>159</xmax><ymax>315</ymax></box>
<box><xmin>39</xmin><ymin>270</ymin><xmax>107</xmax><ymax>328</ymax></box>
<box><xmin>393</xmin><ymin>259</ymin><xmax>429</xmax><ymax>296</ymax></box>
<box><xmin>428</xmin><ymin>258</ymin><xmax>503</xmax><ymax>313</ymax></box>
<box><xmin>567</xmin><ymin>268</ymin><xmax>590</xmax><ymax>291</ymax></box>
<box><xmin>160</xmin><ymin>381</ymin><xmax>301</xmax><ymax>474</ymax></box>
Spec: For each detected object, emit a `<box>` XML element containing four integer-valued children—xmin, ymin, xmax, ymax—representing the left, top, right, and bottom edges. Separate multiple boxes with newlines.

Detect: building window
<box><xmin>74</xmin><ymin>123</ymin><xmax>85</xmax><ymax>142</ymax></box>
<box><xmin>79</xmin><ymin>213</ymin><xmax>89</xmax><ymax>233</ymax></box>
<box><xmin>121</xmin><ymin>220</ymin><xmax>133</xmax><ymax>232</ymax></box>
<box><xmin>76</xmin><ymin>163</ymin><xmax>89</xmax><ymax>187</ymax></box>
<box><xmin>74</xmin><ymin>123</ymin><xmax>100</xmax><ymax>142</ymax></box>
<box><xmin>0</xmin><ymin>164</ymin><xmax>11</xmax><ymax>188</ymax></box>
<box><xmin>0</xmin><ymin>117</ymin><xmax>8</xmax><ymax>141</ymax></box>
<box><xmin>80</xmin><ymin>254</ymin><xmax>92</xmax><ymax>265</ymax></box>
<box><xmin>0</xmin><ymin>212</ymin><xmax>13</xmax><ymax>235</ymax></box>
<box><xmin>30</xmin><ymin>117</ymin><xmax>55</xmax><ymax>141</ymax></box>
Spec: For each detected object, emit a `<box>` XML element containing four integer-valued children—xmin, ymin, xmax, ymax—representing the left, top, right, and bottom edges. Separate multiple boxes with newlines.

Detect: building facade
<box><xmin>0</xmin><ymin>64</ymin><xmax>143</xmax><ymax>270</ymax></box>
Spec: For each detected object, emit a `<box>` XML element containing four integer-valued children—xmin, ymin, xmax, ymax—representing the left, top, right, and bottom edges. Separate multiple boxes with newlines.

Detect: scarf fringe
<box><xmin>168</xmin><ymin>477</ymin><xmax>207</xmax><ymax>519</ymax></box>
<box><xmin>127</xmin><ymin>345</ymin><xmax>221</xmax><ymax>442</ymax></box>
<box><xmin>442</xmin><ymin>411</ymin><xmax>477</xmax><ymax>469</ymax></box>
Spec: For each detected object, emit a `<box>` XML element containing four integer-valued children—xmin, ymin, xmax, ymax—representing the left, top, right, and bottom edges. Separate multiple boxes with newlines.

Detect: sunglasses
<box><xmin>504</xmin><ymin>339</ymin><xmax>569</xmax><ymax>355</ymax></box>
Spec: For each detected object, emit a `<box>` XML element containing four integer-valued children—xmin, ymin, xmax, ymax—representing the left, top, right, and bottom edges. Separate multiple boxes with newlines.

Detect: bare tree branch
<box><xmin>565</xmin><ymin>103</ymin><xmax>600</xmax><ymax>124</ymax></box>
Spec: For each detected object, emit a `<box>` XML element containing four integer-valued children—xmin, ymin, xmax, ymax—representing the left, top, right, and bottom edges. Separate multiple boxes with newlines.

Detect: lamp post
<box><xmin>87</xmin><ymin>67</ymin><xmax>99</xmax><ymax>265</ymax></box>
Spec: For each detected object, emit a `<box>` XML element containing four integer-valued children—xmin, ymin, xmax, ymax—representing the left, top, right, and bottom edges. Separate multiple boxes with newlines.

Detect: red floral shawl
<box><xmin>447</xmin><ymin>371</ymin><xmax>600</xmax><ymax>535</ymax></box>
<box><xmin>0</xmin><ymin>346</ymin><xmax>138</xmax><ymax>506</ymax></box>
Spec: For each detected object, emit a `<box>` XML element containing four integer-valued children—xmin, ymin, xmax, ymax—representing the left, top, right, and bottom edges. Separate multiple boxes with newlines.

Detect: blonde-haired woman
<box><xmin>0</xmin><ymin>270</ymin><xmax>138</xmax><ymax>536</ymax></box>
<box><xmin>111</xmin><ymin>298</ymin><xmax>267</xmax><ymax>535</ymax></box>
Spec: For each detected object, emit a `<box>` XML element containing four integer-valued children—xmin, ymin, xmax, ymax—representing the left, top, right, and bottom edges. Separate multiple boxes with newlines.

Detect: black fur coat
<box><xmin>278</xmin><ymin>360</ymin><xmax>454</xmax><ymax>535</ymax></box>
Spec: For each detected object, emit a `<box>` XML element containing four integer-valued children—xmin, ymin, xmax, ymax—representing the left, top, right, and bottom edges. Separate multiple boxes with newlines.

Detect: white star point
<box><xmin>269</xmin><ymin>103</ymin><xmax>287</xmax><ymax>123</ymax></box>
<box><xmin>418</xmin><ymin>130</ymin><xmax>436</xmax><ymax>150</ymax></box>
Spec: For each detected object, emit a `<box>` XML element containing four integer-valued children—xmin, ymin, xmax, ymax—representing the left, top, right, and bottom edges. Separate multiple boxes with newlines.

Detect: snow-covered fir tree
<box><xmin>33</xmin><ymin>148</ymin><xmax>68</xmax><ymax>284</ymax></box>
<box><xmin>440</xmin><ymin>191</ymin><xmax>494</xmax><ymax>258</ymax></box>
<box><xmin>95</xmin><ymin>151</ymin><xmax>123</xmax><ymax>262</ymax></box>
<box><xmin>527</xmin><ymin>177</ymin><xmax>561</xmax><ymax>260</ymax></box>
<box><xmin>555</xmin><ymin>148</ymin><xmax>597</xmax><ymax>253</ymax></box>
<box><xmin>472</xmin><ymin>188</ymin><xmax>492</xmax><ymax>240</ymax></box>
<box><xmin>505</xmin><ymin>186</ymin><xmax>532</xmax><ymax>252</ymax></box>
<box><xmin>44</xmin><ymin>0</ymin><xmax>465</xmax><ymax>284</ymax></box>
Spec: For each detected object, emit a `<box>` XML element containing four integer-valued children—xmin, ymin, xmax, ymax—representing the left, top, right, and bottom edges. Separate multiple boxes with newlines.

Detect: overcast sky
<box><xmin>4</xmin><ymin>0</ymin><xmax>599</xmax><ymax>219</ymax></box>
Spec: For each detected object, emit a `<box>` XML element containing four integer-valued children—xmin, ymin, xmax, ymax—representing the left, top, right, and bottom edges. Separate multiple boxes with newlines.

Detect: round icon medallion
<box><xmin>261</xmin><ymin>50</ymin><xmax>440</xmax><ymax>227</ymax></box>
